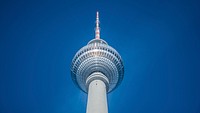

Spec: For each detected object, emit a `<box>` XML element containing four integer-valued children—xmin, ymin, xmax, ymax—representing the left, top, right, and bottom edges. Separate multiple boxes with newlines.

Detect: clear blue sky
<box><xmin>0</xmin><ymin>0</ymin><xmax>200</xmax><ymax>113</ymax></box>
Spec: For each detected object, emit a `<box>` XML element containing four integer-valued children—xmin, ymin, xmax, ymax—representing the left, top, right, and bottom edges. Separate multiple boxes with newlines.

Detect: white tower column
<box><xmin>86</xmin><ymin>79</ymin><xmax>108</xmax><ymax>113</ymax></box>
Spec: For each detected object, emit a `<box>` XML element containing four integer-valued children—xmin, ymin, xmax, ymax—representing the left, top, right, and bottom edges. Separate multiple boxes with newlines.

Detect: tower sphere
<box><xmin>71</xmin><ymin>38</ymin><xmax>124</xmax><ymax>93</ymax></box>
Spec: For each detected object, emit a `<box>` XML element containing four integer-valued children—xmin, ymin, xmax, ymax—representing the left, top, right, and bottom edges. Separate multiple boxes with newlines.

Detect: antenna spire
<box><xmin>95</xmin><ymin>11</ymin><xmax>100</xmax><ymax>39</ymax></box>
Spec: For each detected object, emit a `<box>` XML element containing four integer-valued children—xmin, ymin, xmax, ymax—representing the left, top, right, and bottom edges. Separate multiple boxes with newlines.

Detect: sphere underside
<box><xmin>71</xmin><ymin>39</ymin><xmax>124</xmax><ymax>93</ymax></box>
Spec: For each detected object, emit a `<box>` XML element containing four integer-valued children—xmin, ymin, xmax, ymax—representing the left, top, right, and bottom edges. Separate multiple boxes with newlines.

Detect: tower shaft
<box><xmin>86</xmin><ymin>79</ymin><xmax>108</xmax><ymax>113</ymax></box>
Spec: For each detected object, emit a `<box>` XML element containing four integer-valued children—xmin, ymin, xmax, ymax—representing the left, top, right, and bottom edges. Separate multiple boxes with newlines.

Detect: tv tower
<box><xmin>71</xmin><ymin>12</ymin><xmax>124</xmax><ymax>113</ymax></box>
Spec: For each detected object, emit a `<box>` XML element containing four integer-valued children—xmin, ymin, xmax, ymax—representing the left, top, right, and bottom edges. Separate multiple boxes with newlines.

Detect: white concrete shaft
<box><xmin>86</xmin><ymin>79</ymin><xmax>108</xmax><ymax>113</ymax></box>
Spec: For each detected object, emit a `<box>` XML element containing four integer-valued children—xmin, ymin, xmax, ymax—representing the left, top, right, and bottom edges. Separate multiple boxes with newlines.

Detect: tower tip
<box><xmin>96</xmin><ymin>11</ymin><xmax>99</xmax><ymax>18</ymax></box>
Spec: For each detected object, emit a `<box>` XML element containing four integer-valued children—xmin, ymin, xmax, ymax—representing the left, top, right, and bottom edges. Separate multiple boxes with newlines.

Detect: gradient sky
<box><xmin>0</xmin><ymin>0</ymin><xmax>200</xmax><ymax>113</ymax></box>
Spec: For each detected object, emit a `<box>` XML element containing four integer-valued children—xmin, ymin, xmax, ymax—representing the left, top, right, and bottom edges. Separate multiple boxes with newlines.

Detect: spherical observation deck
<box><xmin>71</xmin><ymin>39</ymin><xmax>124</xmax><ymax>93</ymax></box>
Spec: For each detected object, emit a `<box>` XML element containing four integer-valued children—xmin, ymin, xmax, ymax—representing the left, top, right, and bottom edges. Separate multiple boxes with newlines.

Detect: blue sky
<box><xmin>0</xmin><ymin>0</ymin><xmax>200</xmax><ymax>113</ymax></box>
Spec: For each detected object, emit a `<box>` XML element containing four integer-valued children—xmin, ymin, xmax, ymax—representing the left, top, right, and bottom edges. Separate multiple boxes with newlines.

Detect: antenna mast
<box><xmin>95</xmin><ymin>11</ymin><xmax>100</xmax><ymax>39</ymax></box>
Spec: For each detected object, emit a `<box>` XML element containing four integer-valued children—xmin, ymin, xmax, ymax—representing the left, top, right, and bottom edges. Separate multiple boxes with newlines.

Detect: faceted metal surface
<box><xmin>71</xmin><ymin>39</ymin><xmax>124</xmax><ymax>93</ymax></box>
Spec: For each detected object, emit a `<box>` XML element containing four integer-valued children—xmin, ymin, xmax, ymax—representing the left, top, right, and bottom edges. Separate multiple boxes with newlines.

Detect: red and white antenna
<box><xmin>95</xmin><ymin>11</ymin><xmax>100</xmax><ymax>39</ymax></box>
